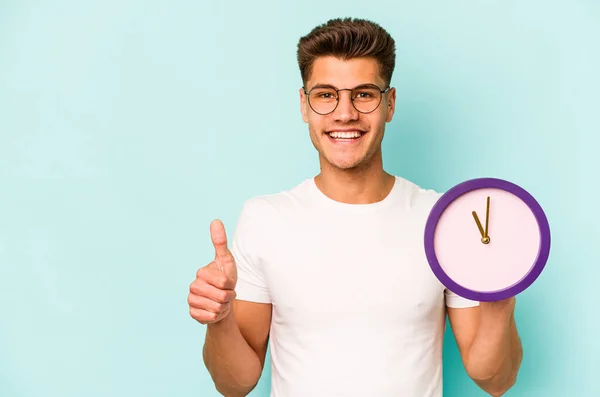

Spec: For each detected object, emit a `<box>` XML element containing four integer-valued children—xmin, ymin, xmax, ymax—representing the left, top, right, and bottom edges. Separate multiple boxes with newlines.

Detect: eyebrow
<box><xmin>308</xmin><ymin>82</ymin><xmax>380</xmax><ymax>90</ymax></box>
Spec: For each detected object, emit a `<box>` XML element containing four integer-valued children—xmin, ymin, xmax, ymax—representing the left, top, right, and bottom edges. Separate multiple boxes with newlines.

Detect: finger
<box><xmin>190</xmin><ymin>281</ymin><xmax>237</xmax><ymax>304</ymax></box>
<box><xmin>200</xmin><ymin>265</ymin><xmax>236</xmax><ymax>290</ymax></box>
<box><xmin>210</xmin><ymin>219</ymin><xmax>231</xmax><ymax>261</ymax></box>
<box><xmin>189</xmin><ymin>307</ymin><xmax>218</xmax><ymax>324</ymax></box>
<box><xmin>188</xmin><ymin>294</ymin><xmax>224</xmax><ymax>313</ymax></box>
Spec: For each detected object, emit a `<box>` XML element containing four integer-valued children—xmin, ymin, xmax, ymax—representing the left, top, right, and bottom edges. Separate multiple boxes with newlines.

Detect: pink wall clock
<box><xmin>424</xmin><ymin>178</ymin><xmax>551</xmax><ymax>302</ymax></box>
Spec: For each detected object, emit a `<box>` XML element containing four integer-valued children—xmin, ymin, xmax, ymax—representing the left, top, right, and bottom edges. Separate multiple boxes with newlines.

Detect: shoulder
<box><xmin>237</xmin><ymin>178</ymin><xmax>314</xmax><ymax>223</ymax></box>
<box><xmin>393</xmin><ymin>175</ymin><xmax>444</xmax><ymax>214</ymax></box>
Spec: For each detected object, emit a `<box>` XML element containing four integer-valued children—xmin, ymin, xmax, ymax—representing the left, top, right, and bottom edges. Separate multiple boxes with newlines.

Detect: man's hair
<box><xmin>296</xmin><ymin>17</ymin><xmax>396</xmax><ymax>88</ymax></box>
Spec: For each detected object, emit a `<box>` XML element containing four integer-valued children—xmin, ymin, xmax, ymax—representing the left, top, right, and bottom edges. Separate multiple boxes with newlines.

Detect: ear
<box><xmin>299</xmin><ymin>88</ymin><xmax>309</xmax><ymax>123</ymax></box>
<box><xmin>385</xmin><ymin>87</ymin><xmax>397</xmax><ymax>123</ymax></box>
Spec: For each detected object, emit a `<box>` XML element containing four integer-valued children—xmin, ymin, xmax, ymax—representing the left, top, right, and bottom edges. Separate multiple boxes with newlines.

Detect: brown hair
<box><xmin>296</xmin><ymin>17</ymin><xmax>396</xmax><ymax>88</ymax></box>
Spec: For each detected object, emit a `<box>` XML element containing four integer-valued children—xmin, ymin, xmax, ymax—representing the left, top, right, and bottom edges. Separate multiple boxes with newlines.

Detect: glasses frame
<box><xmin>302</xmin><ymin>83</ymin><xmax>392</xmax><ymax>115</ymax></box>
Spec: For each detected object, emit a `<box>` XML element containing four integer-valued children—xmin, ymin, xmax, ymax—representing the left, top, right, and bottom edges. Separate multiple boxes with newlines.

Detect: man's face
<box><xmin>300</xmin><ymin>56</ymin><xmax>396</xmax><ymax>171</ymax></box>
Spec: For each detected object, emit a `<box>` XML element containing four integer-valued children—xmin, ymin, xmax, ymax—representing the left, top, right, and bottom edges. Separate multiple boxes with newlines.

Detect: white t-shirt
<box><xmin>230</xmin><ymin>175</ymin><xmax>479</xmax><ymax>397</ymax></box>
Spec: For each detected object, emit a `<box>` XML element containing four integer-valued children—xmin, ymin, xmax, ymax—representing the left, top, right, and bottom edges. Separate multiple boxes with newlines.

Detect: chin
<box><xmin>326</xmin><ymin>156</ymin><xmax>365</xmax><ymax>170</ymax></box>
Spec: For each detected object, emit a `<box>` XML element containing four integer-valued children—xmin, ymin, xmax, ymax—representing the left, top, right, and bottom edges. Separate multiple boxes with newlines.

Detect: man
<box><xmin>188</xmin><ymin>17</ymin><xmax>523</xmax><ymax>397</ymax></box>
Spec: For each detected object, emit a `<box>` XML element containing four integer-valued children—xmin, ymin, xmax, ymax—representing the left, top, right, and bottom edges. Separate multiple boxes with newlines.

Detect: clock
<box><xmin>424</xmin><ymin>177</ymin><xmax>551</xmax><ymax>302</ymax></box>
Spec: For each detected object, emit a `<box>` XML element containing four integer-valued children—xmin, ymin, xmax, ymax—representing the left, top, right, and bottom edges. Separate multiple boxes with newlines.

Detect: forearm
<box><xmin>203</xmin><ymin>312</ymin><xmax>263</xmax><ymax>397</ymax></box>
<box><xmin>467</xmin><ymin>303</ymin><xmax>523</xmax><ymax>395</ymax></box>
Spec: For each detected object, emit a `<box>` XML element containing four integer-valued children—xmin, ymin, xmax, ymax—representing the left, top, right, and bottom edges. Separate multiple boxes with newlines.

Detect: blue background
<box><xmin>1</xmin><ymin>1</ymin><xmax>598</xmax><ymax>396</ymax></box>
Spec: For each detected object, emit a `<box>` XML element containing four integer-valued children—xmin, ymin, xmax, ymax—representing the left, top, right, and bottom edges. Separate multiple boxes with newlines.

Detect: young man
<box><xmin>189</xmin><ymin>17</ymin><xmax>523</xmax><ymax>397</ymax></box>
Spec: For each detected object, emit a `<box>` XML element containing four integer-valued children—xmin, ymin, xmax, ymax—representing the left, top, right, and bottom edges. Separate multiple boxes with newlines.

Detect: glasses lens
<box><xmin>309</xmin><ymin>88</ymin><xmax>338</xmax><ymax>114</ymax></box>
<box><xmin>307</xmin><ymin>85</ymin><xmax>384</xmax><ymax>114</ymax></box>
<box><xmin>351</xmin><ymin>86</ymin><xmax>382</xmax><ymax>113</ymax></box>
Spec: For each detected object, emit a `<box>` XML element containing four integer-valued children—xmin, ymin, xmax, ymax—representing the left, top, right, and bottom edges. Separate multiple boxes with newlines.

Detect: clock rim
<box><xmin>424</xmin><ymin>177</ymin><xmax>551</xmax><ymax>302</ymax></box>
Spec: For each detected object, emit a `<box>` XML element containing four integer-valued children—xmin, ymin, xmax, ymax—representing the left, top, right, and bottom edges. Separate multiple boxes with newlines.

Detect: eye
<box><xmin>353</xmin><ymin>88</ymin><xmax>378</xmax><ymax>100</ymax></box>
<box><xmin>310</xmin><ymin>89</ymin><xmax>337</xmax><ymax>100</ymax></box>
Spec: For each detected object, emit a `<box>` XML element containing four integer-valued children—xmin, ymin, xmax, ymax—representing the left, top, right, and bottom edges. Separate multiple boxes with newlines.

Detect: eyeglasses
<box><xmin>302</xmin><ymin>83</ymin><xmax>391</xmax><ymax>115</ymax></box>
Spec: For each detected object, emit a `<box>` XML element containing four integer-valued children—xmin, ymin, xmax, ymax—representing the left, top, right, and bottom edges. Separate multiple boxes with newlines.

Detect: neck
<box><xmin>314</xmin><ymin>153</ymin><xmax>395</xmax><ymax>205</ymax></box>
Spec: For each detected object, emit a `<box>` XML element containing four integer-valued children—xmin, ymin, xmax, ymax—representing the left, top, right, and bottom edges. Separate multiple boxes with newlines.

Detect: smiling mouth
<box><xmin>326</xmin><ymin>130</ymin><xmax>366</xmax><ymax>140</ymax></box>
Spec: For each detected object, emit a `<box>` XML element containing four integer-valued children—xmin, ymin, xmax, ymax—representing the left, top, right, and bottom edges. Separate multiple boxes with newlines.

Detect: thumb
<box><xmin>210</xmin><ymin>219</ymin><xmax>236</xmax><ymax>277</ymax></box>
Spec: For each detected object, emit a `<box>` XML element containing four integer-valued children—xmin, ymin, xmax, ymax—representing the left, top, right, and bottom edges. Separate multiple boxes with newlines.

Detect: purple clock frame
<box><xmin>424</xmin><ymin>177</ymin><xmax>551</xmax><ymax>302</ymax></box>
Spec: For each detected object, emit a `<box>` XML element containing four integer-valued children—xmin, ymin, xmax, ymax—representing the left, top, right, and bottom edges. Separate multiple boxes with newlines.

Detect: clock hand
<box><xmin>472</xmin><ymin>211</ymin><xmax>485</xmax><ymax>238</ymax></box>
<box><xmin>472</xmin><ymin>210</ymin><xmax>491</xmax><ymax>244</ymax></box>
<box><xmin>485</xmin><ymin>196</ymin><xmax>490</xmax><ymax>238</ymax></box>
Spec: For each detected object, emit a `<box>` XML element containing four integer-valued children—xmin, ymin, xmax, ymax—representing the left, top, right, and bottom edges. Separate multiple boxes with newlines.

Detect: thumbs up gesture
<box><xmin>188</xmin><ymin>219</ymin><xmax>238</xmax><ymax>325</ymax></box>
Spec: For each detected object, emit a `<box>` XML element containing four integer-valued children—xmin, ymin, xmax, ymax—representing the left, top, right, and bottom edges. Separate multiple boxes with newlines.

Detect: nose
<box><xmin>332</xmin><ymin>90</ymin><xmax>359</xmax><ymax>122</ymax></box>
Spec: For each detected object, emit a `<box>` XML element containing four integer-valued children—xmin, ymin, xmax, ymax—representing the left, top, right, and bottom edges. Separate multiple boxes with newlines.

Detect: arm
<box><xmin>191</xmin><ymin>217</ymin><xmax>273</xmax><ymax>397</ymax></box>
<box><xmin>447</xmin><ymin>297</ymin><xmax>523</xmax><ymax>396</ymax></box>
<box><xmin>203</xmin><ymin>300</ymin><xmax>272</xmax><ymax>397</ymax></box>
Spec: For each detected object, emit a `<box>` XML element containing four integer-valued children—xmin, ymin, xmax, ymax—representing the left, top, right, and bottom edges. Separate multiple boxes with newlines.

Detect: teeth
<box><xmin>329</xmin><ymin>131</ymin><xmax>362</xmax><ymax>139</ymax></box>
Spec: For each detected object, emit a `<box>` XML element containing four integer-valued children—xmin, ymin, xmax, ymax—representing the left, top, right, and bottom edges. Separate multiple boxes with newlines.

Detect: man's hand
<box><xmin>189</xmin><ymin>219</ymin><xmax>238</xmax><ymax>325</ymax></box>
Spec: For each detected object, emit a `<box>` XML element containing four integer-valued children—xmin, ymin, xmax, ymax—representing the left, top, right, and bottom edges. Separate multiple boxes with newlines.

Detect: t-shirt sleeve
<box><xmin>229</xmin><ymin>199</ymin><xmax>272</xmax><ymax>304</ymax></box>
<box><xmin>444</xmin><ymin>288</ymin><xmax>479</xmax><ymax>308</ymax></box>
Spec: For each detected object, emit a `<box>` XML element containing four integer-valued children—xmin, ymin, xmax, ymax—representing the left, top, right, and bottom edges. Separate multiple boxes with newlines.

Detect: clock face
<box><xmin>424</xmin><ymin>178</ymin><xmax>551</xmax><ymax>302</ymax></box>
